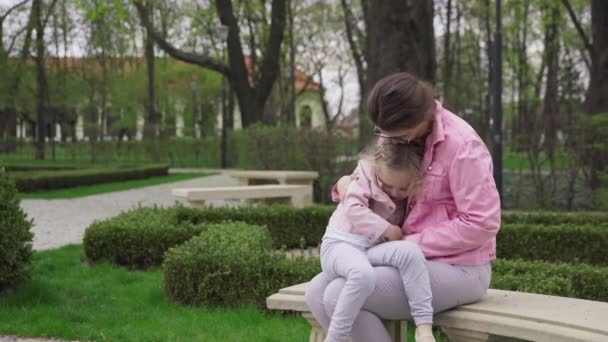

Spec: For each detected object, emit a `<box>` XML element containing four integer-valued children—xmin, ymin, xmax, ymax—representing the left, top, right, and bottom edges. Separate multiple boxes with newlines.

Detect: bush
<box><xmin>492</xmin><ymin>259</ymin><xmax>608</xmax><ymax>302</ymax></box>
<box><xmin>83</xmin><ymin>207</ymin><xmax>207</xmax><ymax>269</ymax></box>
<box><xmin>174</xmin><ymin>204</ymin><xmax>333</xmax><ymax>249</ymax></box>
<box><xmin>497</xmin><ymin>223</ymin><xmax>608</xmax><ymax>265</ymax></box>
<box><xmin>10</xmin><ymin>164</ymin><xmax>169</xmax><ymax>192</ymax></box>
<box><xmin>85</xmin><ymin>205</ymin><xmax>608</xmax><ymax>269</ymax></box>
<box><xmin>502</xmin><ymin>211</ymin><xmax>608</xmax><ymax>226</ymax></box>
<box><xmin>162</xmin><ymin>221</ymin><xmax>320</xmax><ymax>308</ymax></box>
<box><xmin>0</xmin><ymin>172</ymin><xmax>33</xmax><ymax>292</ymax></box>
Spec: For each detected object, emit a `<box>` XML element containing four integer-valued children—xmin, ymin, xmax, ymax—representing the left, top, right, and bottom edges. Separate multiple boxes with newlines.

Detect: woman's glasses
<box><xmin>373</xmin><ymin>127</ymin><xmax>412</xmax><ymax>144</ymax></box>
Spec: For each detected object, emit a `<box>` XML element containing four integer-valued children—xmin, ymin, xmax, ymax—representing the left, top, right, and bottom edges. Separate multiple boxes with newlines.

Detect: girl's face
<box><xmin>375</xmin><ymin>164</ymin><xmax>415</xmax><ymax>200</ymax></box>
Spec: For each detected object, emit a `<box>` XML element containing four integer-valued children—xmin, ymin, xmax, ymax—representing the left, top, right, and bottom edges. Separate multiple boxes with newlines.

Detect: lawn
<box><xmin>19</xmin><ymin>173</ymin><xmax>213</xmax><ymax>199</ymax></box>
<box><xmin>0</xmin><ymin>245</ymin><xmax>310</xmax><ymax>341</ymax></box>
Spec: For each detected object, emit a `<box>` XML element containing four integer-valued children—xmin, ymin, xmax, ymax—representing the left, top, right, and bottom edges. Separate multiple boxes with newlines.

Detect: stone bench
<box><xmin>266</xmin><ymin>282</ymin><xmax>608</xmax><ymax>342</ymax></box>
<box><xmin>227</xmin><ymin>170</ymin><xmax>319</xmax><ymax>186</ymax></box>
<box><xmin>172</xmin><ymin>185</ymin><xmax>313</xmax><ymax>208</ymax></box>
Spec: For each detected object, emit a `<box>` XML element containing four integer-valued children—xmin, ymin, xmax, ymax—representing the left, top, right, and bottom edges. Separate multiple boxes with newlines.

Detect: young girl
<box><xmin>320</xmin><ymin>138</ymin><xmax>435</xmax><ymax>342</ymax></box>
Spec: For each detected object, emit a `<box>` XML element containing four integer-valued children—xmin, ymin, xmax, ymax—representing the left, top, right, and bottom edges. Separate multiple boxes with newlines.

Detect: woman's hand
<box><xmin>382</xmin><ymin>224</ymin><xmax>403</xmax><ymax>242</ymax></box>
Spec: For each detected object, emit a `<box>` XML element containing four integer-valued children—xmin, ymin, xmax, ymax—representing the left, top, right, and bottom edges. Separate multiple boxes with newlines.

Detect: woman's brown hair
<box><xmin>367</xmin><ymin>72</ymin><xmax>436</xmax><ymax>131</ymax></box>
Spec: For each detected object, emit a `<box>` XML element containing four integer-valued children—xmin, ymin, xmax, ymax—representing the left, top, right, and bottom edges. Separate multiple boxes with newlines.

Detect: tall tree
<box><xmin>562</xmin><ymin>0</ymin><xmax>608</xmax><ymax>189</ymax></box>
<box><xmin>134</xmin><ymin>0</ymin><xmax>287</xmax><ymax>127</ymax></box>
<box><xmin>0</xmin><ymin>0</ymin><xmax>30</xmax><ymax>153</ymax></box>
<box><xmin>33</xmin><ymin>0</ymin><xmax>59</xmax><ymax>160</ymax></box>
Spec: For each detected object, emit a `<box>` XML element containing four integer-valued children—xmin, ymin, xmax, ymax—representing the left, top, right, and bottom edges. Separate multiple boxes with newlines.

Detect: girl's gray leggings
<box><xmin>307</xmin><ymin>242</ymin><xmax>492</xmax><ymax>342</ymax></box>
<box><xmin>319</xmin><ymin>238</ymin><xmax>433</xmax><ymax>342</ymax></box>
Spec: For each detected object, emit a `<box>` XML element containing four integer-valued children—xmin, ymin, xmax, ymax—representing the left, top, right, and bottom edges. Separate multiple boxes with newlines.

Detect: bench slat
<box><xmin>266</xmin><ymin>282</ymin><xmax>608</xmax><ymax>342</ymax></box>
<box><xmin>172</xmin><ymin>185</ymin><xmax>310</xmax><ymax>201</ymax></box>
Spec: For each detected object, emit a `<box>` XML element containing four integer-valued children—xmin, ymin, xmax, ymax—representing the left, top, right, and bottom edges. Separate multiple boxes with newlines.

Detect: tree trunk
<box><xmin>365</xmin><ymin>0</ymin><xmax>436</xmax><ymax>87</ymax></box>
<box><xmin>585</xmin><ymin>0</ymin><xmax>608</xmax><ymax>189</ymax></box>
<box><xmin>142</xmin><ymin>7</ymin><xmax>158</xmax><ymax>140</ymax></box>
<box><xmin>541</xmin><ymin>3</ymin><xmax>561</xmax><ymax>201</ymax></box>
<box><xmin>33</xmin><ymin>0</ymin><xmax>48</xmax><ymax>160</ymax></box>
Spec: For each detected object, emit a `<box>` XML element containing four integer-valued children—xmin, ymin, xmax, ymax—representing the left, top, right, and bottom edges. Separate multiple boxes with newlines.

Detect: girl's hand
<box><xmin>382</xmin><ymin>225</ymin><xmax>403</xmax><ymax>242</ymax></box>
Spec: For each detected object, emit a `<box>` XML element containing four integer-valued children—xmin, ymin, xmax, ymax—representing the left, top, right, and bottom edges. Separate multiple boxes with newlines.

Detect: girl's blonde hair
<box><xmin>360</xmin><ymin>138</ymin><xmax>424</xmax><ymax>198</ymax></box>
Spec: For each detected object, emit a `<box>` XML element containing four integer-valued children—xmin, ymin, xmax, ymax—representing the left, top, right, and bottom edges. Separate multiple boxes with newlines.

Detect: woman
<box><xmin>305</xmin><ymin>72</ymin><xmax>501</xmax><ymax>342</ymax></box>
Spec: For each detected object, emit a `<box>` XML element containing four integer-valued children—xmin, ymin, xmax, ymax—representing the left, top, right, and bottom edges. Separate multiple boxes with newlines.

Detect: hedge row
<box><xmin>173</xmin><ymin>205</ymin><xmax>330</xmax><ymax>249</ymax></box>
<box><xmin>83</xmin><ymin>205</ymin><xmax>608</xmax><ymax>270</ymax></box>
<box><xmin>491</xmin><ymin>259</ymin><xmax>608</xmax><ymax>302</ymax></box>
<box><xmin>161</xmin><ymin>222</ymin><xmax>607</xmax><ymax>308</ymax></box>
<box><xmin>501</xmin><ymin>211</ymin><xmax>608</xmax><ymax>226</ymax></box>
<box><xmin>162</xmin><ymin>221</ymin><xmax>320</xmax><ymax>309</ymax></box>
<box><xmin>496</xmin><ymin>223</ymin><xmax>608</xmax><ymax>265</ymax></box>
<box><xmin>83</xmin><ymin>207</ymin><xmax>206</xmax><ymax>269</ymax></box>
<box><xmin>10</xmin><ymin>164</ymin><xmax>169</xmax><ymax>192</ymax></box>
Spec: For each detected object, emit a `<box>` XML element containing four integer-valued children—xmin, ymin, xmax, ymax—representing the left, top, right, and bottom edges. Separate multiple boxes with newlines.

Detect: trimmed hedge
<box><xmin>173</xmin><ymin>204</ymin><xmax>332</xmax><ymax>249</ymax></box>
<box><xmin>163</xmin><ymin>222</ymin><xmax>320</xmax><ymax>309</ymax></box>
<box><xmin>497</xmin><ymin>223</ymin><xmax>608</xmax><ymax>265</ymax></box>
<box><xmin>85</xmin><ymin>206</ymin><xmax>608</xmax><ymax>269</ymax></box>
<box><xmin>83</xmin><ymin>207</ymin><xmax>207</xmax><ymax>269</ymax></box>
<box><xmin>10</xmin><ymin>164</ymin><xmax>169</xmax><ymax>192</ymax></box>
<box><xmin>491</xmin><ymin>259</ymin><xmax>608</xmax><ymax>302</ymax></box>
<box><xmin>502</xmin><ymin>211</ymin><xmax>608</xmax><ymax>226</ymax></box>
<box><xmin>0</xmin><ymin>172</ymin><xmax>34</xmax><ymax>292</ymax></box>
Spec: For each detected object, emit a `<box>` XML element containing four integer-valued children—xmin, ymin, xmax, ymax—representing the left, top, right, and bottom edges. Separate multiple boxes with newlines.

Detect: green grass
<box><xmin>0</xmin><ymin>245</ymin><xmax>310</xmax><ymax>341</ymax></box>
<box><xmin>19</xmin><ymin>173</ymin><xmax>213</xmax><ymax>199</ymax></box>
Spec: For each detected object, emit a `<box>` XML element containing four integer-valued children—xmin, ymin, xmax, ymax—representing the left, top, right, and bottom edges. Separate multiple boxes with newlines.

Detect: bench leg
<box><xmin>290</xmin><ymin>191</ymin><xmax>313</xmax><ymax>208</ymax></box>
<box><xmin>442</xmin><ymin>327</ymin><xmax>490</xmax><ymax>342</ymax></box>
<box><xmin>302</xmin><ymin>312</ymin><xmax>326</xmax><ymax>342</ymax></box>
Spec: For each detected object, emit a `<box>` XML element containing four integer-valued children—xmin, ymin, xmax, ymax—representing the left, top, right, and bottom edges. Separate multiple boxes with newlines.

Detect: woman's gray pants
<box><xmin>306</xmin><ymin>242</ymin><xmax>492</xmax><ymax>342</ymax></box>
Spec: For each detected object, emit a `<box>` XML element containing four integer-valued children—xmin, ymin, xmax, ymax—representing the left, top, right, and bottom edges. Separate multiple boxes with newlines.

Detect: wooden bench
<box><xmin>172</xmin><ymin>185</ymin><xmax>313</xmax><ymax>208</ymax></box>
<box><xmin>227</xmin><ymin>170</ymin><xmax>319</xmax><ymax>186</ymax></box>
<box><xmin>266</xmin><ymin>282</ymin><xmax>608</xmax><ymax>342</ymax></box>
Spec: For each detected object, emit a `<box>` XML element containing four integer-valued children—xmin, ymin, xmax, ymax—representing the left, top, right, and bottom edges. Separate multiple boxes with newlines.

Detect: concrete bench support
<box><xmin>267</xmin><ymin>282</ymin><xmax>608</xmax><ymax>342</ymax></box>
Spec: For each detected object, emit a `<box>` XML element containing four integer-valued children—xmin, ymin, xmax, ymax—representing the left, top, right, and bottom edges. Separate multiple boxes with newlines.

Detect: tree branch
<box><xmin>7</xmin><ymin>25</ymin><xmax>28</xmax><ymax>53</ymax></box>
<box><xmin>133</xmin><ymin>1</ymin><xmax>229</xmax><ymax>76</ymax></box>
<box><xmin>0</xmin><ymin>0</ymin><xmax>30</xmax><ymax>20</ymax></box>
<box><xmin>41</xmin><ymin>0</ymin><xmax>58</xmax><ymax>30</ymax></box>
<box><xmin>252</xmin><ymin>0</ymin><xmax>286</xmax><ymax>102</ymax></box>
<box><xmin>341</xmin><ymin>0</ymin><xmax>366</xmax><ymax>95</ymax></box>
<box><xmin>561</xmin><ymin>0</ymin><xmax>593</xmax><ymax>55</ymax></box>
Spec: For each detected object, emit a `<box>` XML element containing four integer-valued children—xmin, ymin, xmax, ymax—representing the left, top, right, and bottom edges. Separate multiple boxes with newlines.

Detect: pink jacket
<box><xmin>325</xmin><ymin>160</ymin><xmax>398</xmax><ymax>247</ymax></box>
<box><xmin>332</xmin><ymin>100</ymin><xmax>501</xmax><ymax>266</ymax></box>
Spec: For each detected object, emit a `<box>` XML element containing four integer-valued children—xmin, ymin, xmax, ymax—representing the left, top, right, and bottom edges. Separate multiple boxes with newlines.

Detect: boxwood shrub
<box><xmin>10</xmin><ymin>164</ymin><xmax>169</xmax><ymax>192</ymax></box>
<box><xmin>173</xmin><ymin>204</ymin><xmax>333</xmax><ymax>249</ymax></box>
<box><xmin>83</xmin><ymin>207</ymin><xmax>207</xmax><ymax>269</ymax></box>
<box><xmin>162</xmin><ymin>221</ymin><xmax>320</xmax><ymax>309</ymax></box>
<box><xmin>86</xmin><ymin>205</ymin><xmax>608</xmax><ymax>268</ymax></box>
<box><xmin>0</xmin><ymin>172</ymin><xmax>34</xmax><ymax>292</ymax></box>
<box><xmin>491</xmin><ymin>258</ymin><xmax>608</xmax><ymax>302</ymax></box>
<box><xmin>497</xmin><ymin>223</ymin><xmax>608</xmax><ymax>265</ymax></box>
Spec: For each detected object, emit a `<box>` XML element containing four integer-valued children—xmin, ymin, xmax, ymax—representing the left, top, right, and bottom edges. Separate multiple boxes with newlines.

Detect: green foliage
<box><xmin>0</xmin><ymin>172</ymin><xmax>33</xmax><ymax>292</ymax></box>
<box><xmin>497</xmin><ymin>223</ymin><xmax>608</xmax><ymax>265</ymax></box>
<box><xmin>492</xmin><ymin>259</ymin><xmax>608</xmax><ymax>302</ymax></box>
<box><xmin>8</xmin><ymin>164</ymin><xmax>169</xmax><ymax>192</ymax></box>
<box><xmin>83</xmin><ymin>207</ymin><xmax>207</xmax><ymax>269</ymax></box>
<box><xmin>162</xmin><ymin>222</ymin><xmax>320</xmax><ymax>309</ymax></box>
<box><xmin>174</xmin><ymin>204</ymin><xmax>333</xmax><ymax>249</ymax></box>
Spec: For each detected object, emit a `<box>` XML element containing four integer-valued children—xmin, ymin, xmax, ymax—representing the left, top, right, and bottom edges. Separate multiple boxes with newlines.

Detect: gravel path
<box><xmin>20</xmin><ymin>172</ymin><xmax>237</xmax><ymax>251</ymax></box>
